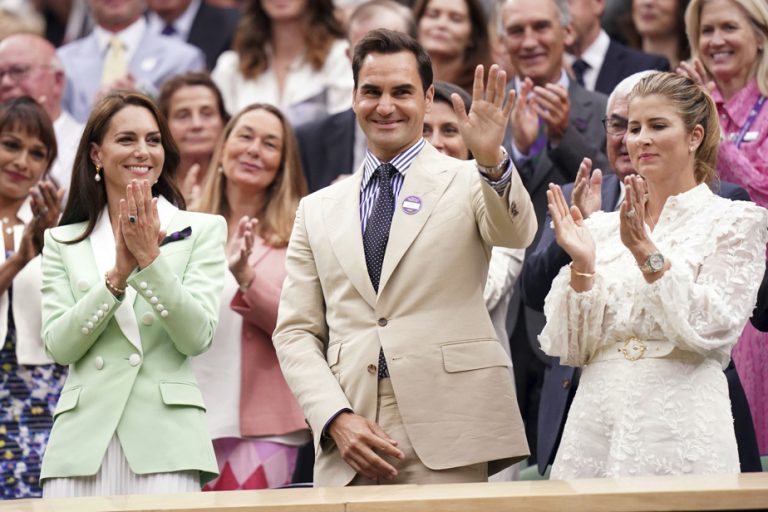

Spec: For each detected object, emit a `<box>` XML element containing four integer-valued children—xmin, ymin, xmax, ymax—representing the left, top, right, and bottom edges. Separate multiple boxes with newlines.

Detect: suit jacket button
<box><xmin>95</xmin><ymin>356</ymin><xmax>104</xmax><ymax>370</ymax></box>
<box><xmin>367</xmin><ymin>364</ymin><xmax>377</xmax><ymax>374</ymax></box>
<box><xmin>142</xmin><ymin>313</ymin><xmax>154</xmax><ymax>326</ymax></box>
<box><xmin>129</xmin><ymin>353</ymin><xmax>141</xmax><ymax>366</ymax></box>
<box><xmin>561</xmin><ymin>378</ymin><xmax>571</xmax><ymax>389</ymax></box>
<box><xmin>78</xmin><ymin>279</ymin><xmax>89</xmax><ymax>291</ymax></box>
<box><xmin>377</xmin><ymin>318</ymin><xmax>387</xmax><ymax>327</ymax></box>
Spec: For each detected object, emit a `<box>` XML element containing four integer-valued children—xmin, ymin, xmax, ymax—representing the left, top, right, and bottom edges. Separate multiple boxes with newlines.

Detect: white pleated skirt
<box><xmin>42</xmin><ymin>435</ymin><xmax>201</xmax><ymax>498</ymax></box>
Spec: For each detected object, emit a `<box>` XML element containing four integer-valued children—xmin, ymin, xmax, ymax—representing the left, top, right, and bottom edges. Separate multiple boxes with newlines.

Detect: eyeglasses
<box><xmin>0</xmin><ymin>64</ymin><xmax>50</xmax><ymax>83</ymax></box>
<box><xmin>602</xmin><ymin>115</ymin><xmax>628</xmax><ymax>136</ymax></box>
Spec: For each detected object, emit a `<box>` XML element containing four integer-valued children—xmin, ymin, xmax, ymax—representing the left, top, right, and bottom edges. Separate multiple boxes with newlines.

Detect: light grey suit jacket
<box><xmin>58</xmin><ymin>28</ymin><xmax>205</xmax><ymax>122</ymax></box>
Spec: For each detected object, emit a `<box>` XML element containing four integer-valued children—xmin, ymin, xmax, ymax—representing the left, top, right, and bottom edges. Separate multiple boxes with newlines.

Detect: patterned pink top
<box><xmin>714</xmin><ymin>79</ymin><xmax>768</xmax><ymax>207</ymax></box>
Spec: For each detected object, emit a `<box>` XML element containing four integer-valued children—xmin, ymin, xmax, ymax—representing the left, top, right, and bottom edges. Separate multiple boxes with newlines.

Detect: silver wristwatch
<box><xmin>476</xmin><ymin>146</ymin><xmax>509</xmax><ymax>176</ymax></box>
<box><xmin>639</xmin><ymin>251</ymin><xmax>665</xmax><ymax>274</ymax></box>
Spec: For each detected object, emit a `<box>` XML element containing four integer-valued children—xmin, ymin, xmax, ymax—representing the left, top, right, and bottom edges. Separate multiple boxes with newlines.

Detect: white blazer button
<box><xmin>160</xmin><ymin>310</ymin><xmax>169</xmax><ymax>318</ymax></box>
<box><xmin>156</xmin><ymin>304</ymin><xmax>165</xmax><ymax>312</ymax></box>
<box><xmin>145</xmin><ymin>289</ymin><xmax>153</xmax><ymax>297</ymax></box>
<box><xmin>81</xmin><ymin>327</ymin><xmax>89</xmax><ymax>334</ymax></box>
<box><xmin>140</xmin><ymin>281</ymin><xmax>148</xmax><ymax>289</ymax></box>
<box><xmin>86</xmin><ymin>321</ymin><xmax>94</xmax><ymax>329</ymax></box>
<box><xmin>97</xmin><ymin>310</ymin><xmax>104</xmax><ymax>318</ymax></box>
<box><xmin>91</xmin><ymin>315</ymin><xmax>99</xmax><ymax>323</ymax></box>
<box><xmin>150</xmin><ymin>297</ymin><xmax>159</xmax><ymax>304</ymax></box>
<box><xmin>78</xmin><ymin>279</ymin><xmax>90</xmax><ymax>291</ymax></box>
<box><xmin>142</xmin><ymin>313</ymin><xmax>154</xmax><ymax>325</ymax></box>
<box><xmin>129</xmin><ymin>353</ymin><xmax>141</xmax><ymax>366</ymax></box>
<box><xmin>95</xmin><ymin>356</ymin><xmax>104</xmax><ymax>370</ymax></box>
<box><xmin>101</xmin><ymin>304</ymin><xmax>109</xmax><ymax>311</ymax></box>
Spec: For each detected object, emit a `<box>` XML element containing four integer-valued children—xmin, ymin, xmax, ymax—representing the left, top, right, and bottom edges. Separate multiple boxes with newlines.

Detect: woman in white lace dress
<box><xmin>541</xmin><ymin>72</ymin><xmax>768</xmax><ymax>479</ymax></box>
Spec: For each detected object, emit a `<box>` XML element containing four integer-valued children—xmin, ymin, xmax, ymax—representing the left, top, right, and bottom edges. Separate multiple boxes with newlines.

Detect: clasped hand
<box><xmin>18</xmin><ymin>181</ymin><xmax>64</xmax><ymax>264</ymax></box>
<box><xmin>110</xmin><ymin>180</ymin><xmax>163</xmax><ymax>288</ymax></box>
<box><xmin>512</xmin><ymin>77</ymin><xmax>571</xmax><ymax>154</ymax></box>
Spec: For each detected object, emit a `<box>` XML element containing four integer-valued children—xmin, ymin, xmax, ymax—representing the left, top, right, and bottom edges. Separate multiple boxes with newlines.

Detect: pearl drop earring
<box><xmin>94</xmin><ymin>164</ymin><xmax>102</xmax><ymax>182</ymax></box>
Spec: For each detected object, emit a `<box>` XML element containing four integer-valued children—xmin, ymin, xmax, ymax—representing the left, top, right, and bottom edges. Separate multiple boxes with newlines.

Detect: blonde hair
<box><xmin>194</xmin><ymin>104</ymin><xmax>308</xmax><ymax>247</ymax></box>
<box><xmin>686</xmin><ymin>0</ymin><xmax>768</xmax><ymax>96</ymax></box>
<box><xmin>628</xmin><ymin>72</ymin><xmax>721</xmax><ymax>185</ymax></box>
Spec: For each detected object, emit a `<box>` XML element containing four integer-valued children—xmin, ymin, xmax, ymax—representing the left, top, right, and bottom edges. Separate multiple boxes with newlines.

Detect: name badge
<box><xmin>402</xmin><ymin>196</ymin><xmax>422</xmax><ymax>214</ymax></box>
<box><xmin>743</xmin><ymin>131</ymin><xmax>759</xmax><ymax>142</ymax></box>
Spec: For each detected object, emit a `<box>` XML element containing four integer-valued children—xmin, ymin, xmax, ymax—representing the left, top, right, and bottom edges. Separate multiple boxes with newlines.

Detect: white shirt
<box><xmin>567</xmin><ymin>29</ymin><xmax>611</xmax><ymax>92</ymax></box>
<box><xmin>93</xmin><ymin>16</ymin><xmax>147</xmax><ymax>66</ymax></box>
<box><xmin>146</xmin><ymin>0</ymin><xmax>201</xmax><ymax>41</ymax></box>
<box><xmin>51</xmin><ymin>110</ymin><xmax>83</xmax><ymax>192</ymax></box>
<box><xmin>211</xmin><ymin>40</ymin><xmax>353</xmax><ymax>127</ymax></box>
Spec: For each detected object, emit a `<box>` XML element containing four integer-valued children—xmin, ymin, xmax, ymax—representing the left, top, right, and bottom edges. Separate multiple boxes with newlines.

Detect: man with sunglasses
<box><xmin>520</xmin><ymin>70</ymin><xmax>761</xmax><ymax>475</ymax></box>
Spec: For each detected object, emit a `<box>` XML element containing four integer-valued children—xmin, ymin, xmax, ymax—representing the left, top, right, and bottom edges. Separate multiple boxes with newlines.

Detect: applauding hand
<box><xmin>227</xmin><ymin>215</ymin><xmax>258</xmax><ymax>290</ymax></box>
<box><xmin>571</xmin><ymin>158</ymin><xmax>603</xmax><ymax>220</ymax></box>
<box><xmin>547</xmin><ymin>183</ymin><xmax>595</xmax><ymax>277</ymax></box>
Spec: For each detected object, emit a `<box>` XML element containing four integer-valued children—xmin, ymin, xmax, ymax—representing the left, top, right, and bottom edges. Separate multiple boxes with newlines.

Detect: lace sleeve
<box><xmin>539</xmin><ymin>267</ymin><xmax>608</xmax><ymax>366</ymax></box>
<box><xmin>637</xmin><ymin>205</ymin><xmax>768</xmax><ymax>357</ymax></box>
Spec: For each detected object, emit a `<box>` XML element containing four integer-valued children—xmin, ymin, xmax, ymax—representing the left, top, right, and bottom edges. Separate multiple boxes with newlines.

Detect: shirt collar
<box><xmin>360</xmin><ymin>138</ymin><xmax>426</xmax><ymax>191</ymax></box>
<box><xmin>578</xmin><ymin>29</ymin><xmax>610</xmax><ymax>71</ymax></box>
<box><xmin>146</xmin><ymin>0</ymin><xmax>200</xmax><ymax>40</ymax></box>
<box><xmin>93</xmin><ymin>16</ymin><xmax>146</xmax><ymax>56</ymax></box>
<box><xmin>713</xmin><ymin>79</ymin><xmax>763</xmax><ymax>127</ymax></box>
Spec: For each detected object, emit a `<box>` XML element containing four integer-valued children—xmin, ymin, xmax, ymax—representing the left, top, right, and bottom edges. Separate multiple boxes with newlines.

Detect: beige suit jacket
<box><xmin>273</xmin><ymin>143</ymin><xmax>537</xmax><ymax>486</ymax></box>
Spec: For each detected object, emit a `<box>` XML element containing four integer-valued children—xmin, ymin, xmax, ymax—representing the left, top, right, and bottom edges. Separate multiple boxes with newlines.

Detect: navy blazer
<box><xmin>593</xmin><ymin>40</ymin><xmax>670</xmax><ymax>96</ymax></box>
<box><xmin>296</xmin><ymin>108</ymin><xmax>357</xmax><ymax>193</ymax></box>
<box><xmin>187</xmin><ymin>2</ymin><xmax>240</xmax><ymax>70</ymax></box>
<box><xmin>520</xmin><ymin>177</ymin><xmax>762</xmax><ymax>474</ymax></box>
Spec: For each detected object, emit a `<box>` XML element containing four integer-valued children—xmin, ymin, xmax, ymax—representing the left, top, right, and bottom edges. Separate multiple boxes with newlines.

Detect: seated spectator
<box><xmin>682</xmin><ymin>0</ymin><xmax>768</xmax><ymax>456</ymax></box>
<box><xmin>147</xmin><ymin>0</ymin><xmax>240</xmax><ymax>70</ymax></box>
<box><xmin>58</xmin><ymin>0</ymin><xmax>205</xmax><ymax>122</ymax></box>
<box><xmin>212</xmin><ymin>0</ymin><xmax>352</xmax><ymax>127</ymax></box>
<box><xmin>192</xmin><ymin>104</ymin><xmax>309</xmax><ymax>491</ymax></box>
<box><xmin>0</xmin><ymin>33</ymin><xmax>83</xmax><ymax>193</ymax></box>
<box><xmin>295</xmin><ymin>0</ymin><xmax>414</xmax><ymax>192</ymax></box>
<box><xmin>541</xmin><ymin>72</ymin><xmax>766</xmax><ymax>479</ymax></box>
<box><xmin>158</xmin><ymin>72</ymin><xmax>229</xmax><ymax>204</ymax></box>
<box><xmin>627</xmin><ymin>0</ymin><xmax>690</xmax><ymax>68</ymax></box>
<box><xmin>0</xmin><ymin>97</ymin><xmax>65</xmax><ymax>499</ymax></box>
<box><xmin>567</xmin><ymin>0</ymin><xmax>669</xmax><ymax>94</ymax></box>
<box><xmin>414</xmin><ymin>0</ymin><xmax>493</xmax><ymax>93</ymax></box>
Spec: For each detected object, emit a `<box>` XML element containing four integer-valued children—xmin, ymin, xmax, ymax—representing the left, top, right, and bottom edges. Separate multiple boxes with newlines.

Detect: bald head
<box><xmin>0</xmin><ymin>33</ymin><xmax>65</xmax><ymax>120</ymax></box>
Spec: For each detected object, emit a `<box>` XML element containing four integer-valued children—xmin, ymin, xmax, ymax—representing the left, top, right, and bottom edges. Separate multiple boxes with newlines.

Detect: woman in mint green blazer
<box><xmin>40</xmin><ymin>92</ymin><xmax>226</xmax><ymax>497</ymax></box>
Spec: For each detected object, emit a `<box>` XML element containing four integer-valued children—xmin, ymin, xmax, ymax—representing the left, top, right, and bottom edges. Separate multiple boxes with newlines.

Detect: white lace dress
<box><xmin>540</xmin><ymin>184</ymin><xmax>768</xmax><ymax>479</ymax></box>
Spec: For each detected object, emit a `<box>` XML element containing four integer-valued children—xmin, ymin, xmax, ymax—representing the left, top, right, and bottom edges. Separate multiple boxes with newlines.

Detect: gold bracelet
<box><xmin>105</xmin><ymin>271</ymin><xmax>126</xmax><ymax>296</ymax></box>
<box><xmin>569</xmin><ymin>262</ymin><xmax>595</xmax><ymax>278</ymax></box>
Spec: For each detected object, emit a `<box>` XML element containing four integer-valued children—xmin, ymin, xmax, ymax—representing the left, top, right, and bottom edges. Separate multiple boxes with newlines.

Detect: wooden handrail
<box><xmin>3</xmin><ymin>473</ymin><xmax>767</xmax><ymax>512</ymax></box>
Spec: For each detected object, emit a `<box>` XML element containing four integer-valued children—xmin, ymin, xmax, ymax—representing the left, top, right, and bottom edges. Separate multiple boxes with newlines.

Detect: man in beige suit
<box><xmin>274</xmin><ymin>29</ymin><xmax>536</xmax><ymax>487</ymax></box>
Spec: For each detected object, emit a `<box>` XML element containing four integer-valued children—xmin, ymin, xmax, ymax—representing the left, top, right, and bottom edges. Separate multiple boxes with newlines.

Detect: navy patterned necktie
<box><xmin>363</xmin><ymin>163</ymin><xmax>397</xmax><ymax>378</ymax></box>
<box><xmin>572</xmin><ymin>59</ymin><xmax>589</xmax><ymax>88</ymax></box>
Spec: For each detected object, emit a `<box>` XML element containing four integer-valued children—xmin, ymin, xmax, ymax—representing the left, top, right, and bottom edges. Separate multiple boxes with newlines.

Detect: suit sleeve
<box><xmin>41</xmin><ymin>230</ymin><xmax>123</xmax><ymax>365</ymax></box>
<box><xmin>273</xmin><ymin>199</ymin><xmax>353</xmax><ymax>448</ymax></box>
<box><xmin>548</xmin><ymin>122</ymin><xmax>611</xmax><ymax>181</ymax></box>
<box><xmin>470</xmin><ymin>162</ymin><xmax>537</xmax><ymax>249</ymax></box>
<box><xmin>126</xmin><ymin>214</ymin><xmax>227</xmax><ymax>356</ymax></box>
<box><xmin>520</xmin><ymin>210</ymin><xmax>573</xmax><ymax>312</ymax></box>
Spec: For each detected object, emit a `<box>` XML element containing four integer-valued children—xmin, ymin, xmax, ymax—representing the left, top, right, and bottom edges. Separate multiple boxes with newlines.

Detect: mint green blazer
<box><xmin>40</xmin><ymin>199</ymin><xmax>225</xmax><ymax>482</ymax></box>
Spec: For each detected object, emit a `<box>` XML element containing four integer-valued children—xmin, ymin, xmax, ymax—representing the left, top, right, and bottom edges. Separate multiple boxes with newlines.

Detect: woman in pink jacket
<box><xmin>193</xmin><ymin>103</ymin><xmax>309</xmax><ymax>490</ymax></box>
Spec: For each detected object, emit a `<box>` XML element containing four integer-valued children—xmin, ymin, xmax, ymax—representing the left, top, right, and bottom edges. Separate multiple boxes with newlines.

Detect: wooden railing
<box><xmin>3</xmin><ymin>473</ymin><xmax>767</xmax><ymax>512</ymax></box>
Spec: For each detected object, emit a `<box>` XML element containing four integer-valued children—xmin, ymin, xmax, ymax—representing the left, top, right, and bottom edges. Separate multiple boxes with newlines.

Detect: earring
<box><xmin>218</xmin><ymin>165</ymin><xmax>224</xmax><ymax>174</ymax></box>
<box><xmin>94</xmin><ymin>164</ymin><xmax>102</xmax><ymax>182</ymax></box>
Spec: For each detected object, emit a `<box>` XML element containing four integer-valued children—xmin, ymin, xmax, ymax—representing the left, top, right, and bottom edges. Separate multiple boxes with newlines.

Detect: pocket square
<box><xmin>160</xmin><ymin>226</ymin><xmax>192</xmax><ymax>247</ymax></box>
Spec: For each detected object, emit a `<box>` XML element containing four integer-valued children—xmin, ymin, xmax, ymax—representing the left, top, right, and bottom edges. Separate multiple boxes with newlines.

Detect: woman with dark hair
<box><xmin>414</xmin><ymin>0</ymin><xmax>493</xmax><ymax>93</ymax></box>
<box><xmin>627</xmin><ymin>0</ymin><xmax>690</xmax><ymax>68</ymax></box>
<box><xmin>211</xmin><ymin>0</ymin><xmax>353</xmax><ymax>127</ymax></box>
<box><xmin>39</xmin><ymin>91</ymin><xmax>226</xmax><ymax>497</ymax></box>
<box><xmin>158</xmin><ymin>72</ymin><xmax>230</xmax><ymax>204</ymax></box>
<box><xmin>542</xmin><ymin>72</ymin><xmax>767</xmax><ymax>478</ymax></box>
<box><xmin>191</xmin><ymin>103</ymin><xmax>309</xmax><ymax>490</ymax></box>
<box><xmin>0</xmin><ymin>97</ymin><xmax>63</xmax><ymax>499</ymax></box>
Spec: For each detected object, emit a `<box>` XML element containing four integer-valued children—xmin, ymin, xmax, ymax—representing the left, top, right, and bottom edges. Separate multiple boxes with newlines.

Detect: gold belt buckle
<box><xmin>620</xmin><ymin>337</ymin><xmax>647</xmax><ymax>361</ymax></box>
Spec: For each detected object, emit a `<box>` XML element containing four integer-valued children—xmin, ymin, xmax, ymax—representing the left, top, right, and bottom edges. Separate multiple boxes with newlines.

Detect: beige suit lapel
<box><xmin>323</xmin><ymin>169</ymin><xmax>377</xmax><ymax>308</ymax></box>
<box><xmin>378</xmin><ymin>144</ymin><xmax>456</xmax><ymax>294</ymax></box>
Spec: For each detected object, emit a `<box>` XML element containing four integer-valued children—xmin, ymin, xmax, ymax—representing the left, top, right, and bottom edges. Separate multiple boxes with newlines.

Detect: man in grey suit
<box><xmin>499</xmin><ymin>0</ymin><xmax>610</xmax><ymax>463</ymax></box>
<box><xmin>58</xmin><ymin>0</ymin><xmax>205</xmax><ymax>122</ymax></box>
